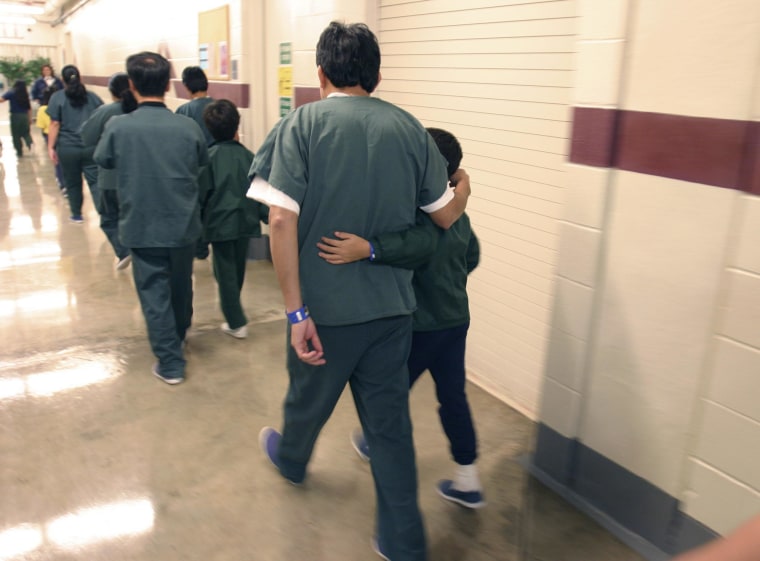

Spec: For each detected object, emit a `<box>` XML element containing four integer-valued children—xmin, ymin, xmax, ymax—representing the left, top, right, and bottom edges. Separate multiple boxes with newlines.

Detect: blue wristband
<box><xmin>368</xmin><ymin>241</ymin><xmax>376</xmax><ymax>262</ymax></box>
<box><xmin>286</xmin><ymin>306</ymin><xmax>309</xmax><ymax>324</ymax></box>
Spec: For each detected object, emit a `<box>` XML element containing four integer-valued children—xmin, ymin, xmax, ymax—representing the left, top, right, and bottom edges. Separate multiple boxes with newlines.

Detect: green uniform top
<box><xmin>176</xmin><ymin>97</ymin><xmax>214</xmax><ymax>146</ymax></box>
<box><xmin>369</xmin><ymin>211</ymin><xmax>480</xmax><ymax>331</ymax></box>
<box><xmin>249</xmin><ymin>95</ymin><xmax>449</xmax><ymax>326</ymax></box>
<box><xmin>199</xmin><ymin>140</ymin><xmax>269</xmax><ymax>242</ymax></box>
<box><xmin>93</xmin><ymin>102</ymin><xmax>209</xmax><ymax>248</ymax></box>
<box><xmin>79</xmin><ymin>101</ymin><xmax>124</xmax><ymax>190</ymax></box>
<box><xmin>46</xmin><ymin>90</ymin><xmax>103</xmax><ymax>148</ymax></box>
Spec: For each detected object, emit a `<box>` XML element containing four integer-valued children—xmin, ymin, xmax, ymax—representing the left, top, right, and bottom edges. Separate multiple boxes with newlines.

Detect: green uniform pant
<box><xmin>278</xmin><ymin>315</ymin><xmax>426</xmax><ymax>561</ymax></box>
<box><xmin>95</xmin><ymin>189</ymin><xmax>128</xmax><ymax>260</ymax></box>
<box><xmin>211</xmin><ymin>238</ymin><xmax>249</xmax><ymax>329</ymax></box>
<box><xmin>10</xmin><ymin>112</ymin><xmax>32</xmax><ymax>157</ymax></box>
<box><xmin>57</xmin><ymin>144</ymin><xmax>97</xmax><ymax>218</ymax></box>
<box><xmin>131</xmin><ymin>244</ymin><xmax>195</xmax><ymax>378</ymax></box>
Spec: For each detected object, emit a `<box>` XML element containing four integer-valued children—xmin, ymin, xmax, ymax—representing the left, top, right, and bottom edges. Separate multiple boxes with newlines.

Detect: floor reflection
<box><xmin>0</xmin><ymin>498</ymin><xmax>154</xmax><ymax>560</ymax></box>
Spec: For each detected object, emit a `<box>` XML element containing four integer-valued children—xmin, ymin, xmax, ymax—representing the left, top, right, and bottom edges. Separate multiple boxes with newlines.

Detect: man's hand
<box><xmin>290</xmin><ymin>317</ymin><xmax>326</xmax><ymax>365</ymax></box>
<box><xmin>48</xmin><ymin>145</ymin><xmax>58</xmax><ymax>165</ymax></box>
<box><xmin>317</xmin><ymin>232</ymin><xmax>371</xmax><ymax>264</ymax></box>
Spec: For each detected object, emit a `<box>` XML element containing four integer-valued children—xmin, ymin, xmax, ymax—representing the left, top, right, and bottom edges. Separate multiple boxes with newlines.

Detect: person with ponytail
<box><xmin>46</xmin><ymin>64</ymin><xmax>103</xmax><ymax>223</ymax></box>
<box><xmin>0</xmin><ymin>79</ymin><xmax>34</xmax><ymax>157</ymax></box>
<box><xmin>80</xmin><ymin>72</ymin><xmax>136</xmax><ymax>269</ymax></box>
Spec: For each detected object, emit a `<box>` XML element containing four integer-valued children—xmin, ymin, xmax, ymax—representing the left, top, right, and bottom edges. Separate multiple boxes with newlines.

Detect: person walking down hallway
<box><xmin>31</xmin><ymin>64</ymin><xmax>63</xmax><ymax>106</ymax></box>
<box><xmin>94</xmin><ymin>52</ymin><xmax>209</xmax><ymax>385</ymax></box>
<box><xmin>249</xmin><ymin>21</ymin><xmax>470</xmax><ymax>561</ymax></box>
<box><xmin>198</xmin><ymin>99</ymin><xmax>268</xmax><ymax>340</ymax></box>
<box><xmin>1</xmin><ymin>80</ymin><xmax>34</xmax><ymax>158</ymax></box>
<box><xmin>46</xmin><ymin>65</ymin><xmax>103</xmax><ymax>223</ymax></box>
<box><xmin>80</xmin><ymin>73</ymin><xmax>137</xmax><ymax>270</ymax></box>
<box><xmin>176</xmin><ymin>65</ymin><xmax>215</xmax><ymax>260</ymax></box>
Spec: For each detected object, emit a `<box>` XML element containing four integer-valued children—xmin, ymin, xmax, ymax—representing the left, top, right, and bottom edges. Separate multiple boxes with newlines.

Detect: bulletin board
<box><xmin>198</xmin><ymin>5</ymin><xmax>230</xmax><ymax>80</ymax></box>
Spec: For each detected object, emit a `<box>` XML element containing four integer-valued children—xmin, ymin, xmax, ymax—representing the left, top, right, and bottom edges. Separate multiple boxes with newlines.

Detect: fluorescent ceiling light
<box><xmin>0</xmin><ymin>3</ymin><xmax>44</xmax><ymax>15</ymax></box>
<box><xmin>0</xmin><ymin>16</ymin><xmax>36</xmax><ymax>25</ymax></box>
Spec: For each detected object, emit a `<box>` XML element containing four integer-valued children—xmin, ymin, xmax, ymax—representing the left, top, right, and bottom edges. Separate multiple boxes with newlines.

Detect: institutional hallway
<box><xmin>0</xmin><ymin>114</ymin><xmax>646</xmax><ymax>561</ymax></box>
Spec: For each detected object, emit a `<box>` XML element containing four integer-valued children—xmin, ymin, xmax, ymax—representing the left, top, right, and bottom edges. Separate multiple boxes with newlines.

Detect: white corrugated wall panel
<box><xmin>377</xmin><ymin>0</ymin><xmax>576</xmax><ymax>416</ymax></box>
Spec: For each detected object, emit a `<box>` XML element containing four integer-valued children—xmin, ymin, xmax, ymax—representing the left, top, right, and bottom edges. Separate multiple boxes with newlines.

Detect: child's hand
<box><xmin>450</xmin><ymin>168</ymin><xmax>471</xmax><ymax>197</ymax></box>
<box><xmin>317</xmin><ymin>232</ymin><xmax>371</xmax><ymax>264</ymax></box>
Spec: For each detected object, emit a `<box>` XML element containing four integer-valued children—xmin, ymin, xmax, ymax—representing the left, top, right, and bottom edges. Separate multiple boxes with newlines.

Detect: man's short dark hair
<box><xmin>181</xmin><ymin>66</ymin><xmax>208</xmax><ymax>94</ymax></box>
<box><xmin>126</xmin><ymin>52</ymin><xmax>170</xmax><ymax>97</ymax></box>
<box><xmin>203</xmin><ymin>99</ymin><xmax>239</xmax><ymax>142</ymax></box>
<box><xmin>427</xmin><ymin>128</ymin><xmax>462</xmax><ymax>178</ymax></box>
<box><xmin>316</xmin><ymin>21</ymin><xmax>380</xmax><ymax>94</ymax></box>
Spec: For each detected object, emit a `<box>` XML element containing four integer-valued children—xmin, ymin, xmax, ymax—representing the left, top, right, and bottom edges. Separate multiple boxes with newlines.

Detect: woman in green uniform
<box><xmin>46</xmin><ymin>65</ymin><xmax>103</xmax><ymax>223</ymax></box>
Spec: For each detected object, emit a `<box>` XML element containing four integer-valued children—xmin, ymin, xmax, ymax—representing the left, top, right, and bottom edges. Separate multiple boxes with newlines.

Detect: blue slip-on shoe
<box><xmin>436</xmin><ymin>480</ymin><xmax>486</xmax><ymax>509</ymax></box>
<box><xmin>371</xmin><ymin>536</ymin><xmax>390</xmax><ymax>561</ymax></box>
<box><xmin>69</xmin><ymin>215</ymin><xmax>83</xmax><ymax>224</ymax></box>
<box><xmin>258</xmin><ymin>427</ymin><xmax>303</xmax><ymax>486</ymax></box>
<box><xmin>152</xmin><ymin>363</ymin><xmax>184</xmax><ymax>385</ymax></box>
<box><xmin>350</xmin><ymin>428</ymin><xmax>370</xmax><ymax>462</ymax></box>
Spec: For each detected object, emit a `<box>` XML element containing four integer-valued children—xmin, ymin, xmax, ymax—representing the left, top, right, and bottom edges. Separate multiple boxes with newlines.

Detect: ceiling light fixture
<box><xmin>0</xmin><ymin>15</ymin><xmax>37</xmax><ymax>25</ymax></box>
<box><xmin>0</xmin><ymin>3</ymin><xmax>44</xmax><ymax>15</ymax></box>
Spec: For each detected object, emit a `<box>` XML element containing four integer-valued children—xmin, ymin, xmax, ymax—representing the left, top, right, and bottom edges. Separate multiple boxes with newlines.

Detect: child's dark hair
<box><xmin>41</xmin><ymin>86</ymin><xmax>56</xmax><ymax>106</ymax></box>
<box><xmin>316</xmin><ymin>21</ymin><xmax>380</xmax><ymax>94</ymax></box>
<box><xmin>203</xmin><ymin>99</ymin><xmax>239</xmax><ymax>142</ymax></box>
<box><xmin>61</xmin><ymin>65</ymin><xmax>88</xmax><ymax>108</ymax></box>
<box><xmin>181</xmin><ymin>66</ymin><xmax>208</xmax><ymax>94</ymax></box>
<box><xmin>108</xmin><ymin>72</ymin><xmax>137</xmax><ymax>113</ymax></box>
<box><xmin>12</xmin><ymin>80</ymin><xmax>30</xmax><ymax>110</ymax></box>
<box><xmin>426</xmin><ymin>128</ymin><xmax>462</xmax><ymax>178</ymax></box>
<box><xmin>126</xmin><ymin>52</ymin><xmax>170</xmax><ymax>97</ymax></box>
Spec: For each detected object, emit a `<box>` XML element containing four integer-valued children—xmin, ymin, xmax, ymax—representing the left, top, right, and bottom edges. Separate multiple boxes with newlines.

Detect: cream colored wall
<box><xmin>375</xmin><ymin>0</ymin><xmax>577</xmax><ymax>417</ymax></box>
<box><xmin>0</xmin><ymin>22</ymin><xmax>61</xmax><ymax>78</ymax></box>
<box><xmin>261</xmin><ymin>0</ymin><xmax>377</xmax><ymax>132</ymax></box>
<box><xmin>539</xmin><ymin>0</ymin><xmax>628</xmax><ymax>437</ymax></box>
<box><xmin>58</xmin><ymin>0</ymin><xmax>258</xmax><ymax>145</ymax></box>
<box><xmin>541</xmin><ymin>0</ymin><xmax>760</xmax><ymax>537</ymax></box>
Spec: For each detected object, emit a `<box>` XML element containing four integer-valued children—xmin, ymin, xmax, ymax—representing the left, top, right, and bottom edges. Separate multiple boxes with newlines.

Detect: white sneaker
<box><xmin>115</xmin><ymin>254</ymin><xmax>132</xmax><ymax>271</ymax></box>
<box><xmin>221</xmin><ymin>322</ymin><xmax>248</xmax><ymax>339</ymax></box>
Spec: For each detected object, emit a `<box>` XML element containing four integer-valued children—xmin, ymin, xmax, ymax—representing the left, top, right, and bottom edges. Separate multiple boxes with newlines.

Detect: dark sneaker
<box><xmin>152</xmin><ymin>363</ymin><xmax>184</xmax><ymax>385</ymax></box>
<box><xmin>258</xmin><ymin>427</ymin><xmax>303</xmax><ymax>485</ymax></box>
<box><xmin>371</xmin><ymin>537</ymin><xmax>390</xmax><ymax>561</ymax></box>
<box><xmin>350</xmin><ymin>428</ymin><xmax>370</xmax><ymax>462</ymax></box>
<box><xmin>436</xmin><ymin>480</ymin><xmax>486</xmax><ymax>509</ymax></box>
<box><xmin>69</xmin><ymin>215</ymin><xmax>83</xmax><ymax>224</ymax></box>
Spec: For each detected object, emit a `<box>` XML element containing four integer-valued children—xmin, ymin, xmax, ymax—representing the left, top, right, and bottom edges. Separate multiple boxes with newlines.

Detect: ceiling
<box><xmin>0</xmin><ymin>0</ymin><xmax>78</xmax><ymax>25</ymax></box>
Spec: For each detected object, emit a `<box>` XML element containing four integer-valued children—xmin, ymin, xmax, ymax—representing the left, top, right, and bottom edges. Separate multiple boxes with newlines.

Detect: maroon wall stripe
<box><xmin>295</xmin><ymin>86</ymin><xmax>320</xmax><ymax>108</ymax></box>
<box><xmin>616</xmin><ymin>111</ymin><xmax>747</xmax><ymax>189</ymax></box>
<box><xmin>82</xmin><ymin>75</ymin><xmax>110</xmax><ymax>87</ymax></box>
<box><xmin>82</xmin><ymin>76</ymin><xmax>250</xmax><ymax>108</ymax></box>
<box><xmin>570</xmin><ymin>107</ymin><xmax>619</xmax><ymax>168</ymax></box>
<box><xmin>570</xmin><ymin>107</ymin><xmax>760</xmax><ymax>194</ymax></box>
<box><xmin>738</xmin><ymin>121</ymin><xmax>760</xmax><ymax>196</ymax></box>
<box><xmin>171</xmin><ymin>79</ymin><xmax>250</xmax><ymax>108</ymax></box>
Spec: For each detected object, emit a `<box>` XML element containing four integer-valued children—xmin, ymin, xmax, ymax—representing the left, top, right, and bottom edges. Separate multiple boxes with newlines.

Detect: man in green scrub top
<box><xmin>94</xmin><ymin>52</ymin><xmax>209</xmax><ymax>385</ymax></box>
<box><xmin>248</xmin><ymin>22</ymin><xmax>470</xmax><ymax>561</ymax></box>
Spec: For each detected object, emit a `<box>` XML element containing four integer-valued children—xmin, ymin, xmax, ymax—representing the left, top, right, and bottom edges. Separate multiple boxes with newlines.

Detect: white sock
<box><xmin>451</xmin><ymin>463</ymin><xmax>481</xmax><ymax>492</ymax></box>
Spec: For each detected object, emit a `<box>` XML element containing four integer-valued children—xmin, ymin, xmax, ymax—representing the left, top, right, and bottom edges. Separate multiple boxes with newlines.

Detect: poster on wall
<box><xmin>198</xmin><ymin>5</ymin><xmax>229</xmax><ymax>80</ymax></box>
<box><xmin>279</xmin><ymin>42</ymin><xmax>292</xmax><ymax>117</ymax></box>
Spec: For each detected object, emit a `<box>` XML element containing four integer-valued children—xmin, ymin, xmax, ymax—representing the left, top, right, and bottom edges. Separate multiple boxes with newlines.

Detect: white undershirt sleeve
<box><xmin>247</xmin><ymin>175</ymin><xmax>300</xmax><ymax>215</ymax></box>
<box><xmin>420</xmin><ymin>187</ymin><xmax>454</xmax><ymax>213</ymax></box>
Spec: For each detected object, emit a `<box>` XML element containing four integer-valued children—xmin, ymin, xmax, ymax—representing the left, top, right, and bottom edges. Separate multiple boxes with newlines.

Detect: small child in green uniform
<box><xmin>318</xmin><ymin>128</ymin><xmax>484</xmax><ymax>509</ymax></box>
<box><xmin>199</xmin><ymin>99</ymin><xmax>269</xmax><ymax>339</ymax></box>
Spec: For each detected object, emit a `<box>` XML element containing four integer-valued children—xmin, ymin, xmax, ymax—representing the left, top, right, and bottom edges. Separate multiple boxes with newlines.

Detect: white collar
<box><xmin>327</xmin><ymin>92</ymin><xmax>352</xmax><ymax>98</ymax></box>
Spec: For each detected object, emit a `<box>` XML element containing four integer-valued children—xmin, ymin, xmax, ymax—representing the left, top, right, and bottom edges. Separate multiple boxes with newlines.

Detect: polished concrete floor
<box><xmin>0</xmin><ymin>118</ymin><xmax>647</xmax><ymax>561</ymax></box>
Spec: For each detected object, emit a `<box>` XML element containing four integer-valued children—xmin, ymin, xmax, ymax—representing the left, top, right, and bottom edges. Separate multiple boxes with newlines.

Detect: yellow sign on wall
<box><xmin>278</xmin><ymin>66</ymin><xmax>293</xmax><ymax>98</ymax></box>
